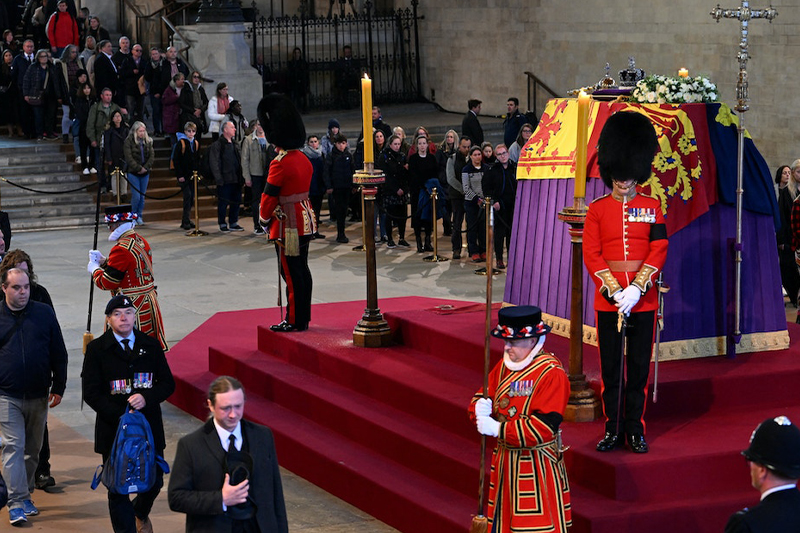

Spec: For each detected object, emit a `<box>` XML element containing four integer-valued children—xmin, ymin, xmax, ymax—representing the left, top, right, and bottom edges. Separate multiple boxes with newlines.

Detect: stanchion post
<box><xmin>423</xmin><ymin>187</ymin><xmax>448</xmax><ymax>263</ymax></box>
<box><xmin>187</xmin><ymin>170</ymin><xmax>208</xmax><ymax>237</ymax></box>
<box><xmin>114</xmin><ymin>167</ymin><xmax>121</xmax><ymax>205</ymax></box>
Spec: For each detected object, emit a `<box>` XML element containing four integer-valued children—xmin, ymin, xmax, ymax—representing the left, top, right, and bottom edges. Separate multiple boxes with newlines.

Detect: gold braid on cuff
<box><xmin>595</xmin><ymin>269</ymin><xmax>622</xmax><ymax>297</ymax></box>
<box><xmin>631</xmin><ymin>264</ymin><xmax>658</xmax><ymax>293</ymax></box>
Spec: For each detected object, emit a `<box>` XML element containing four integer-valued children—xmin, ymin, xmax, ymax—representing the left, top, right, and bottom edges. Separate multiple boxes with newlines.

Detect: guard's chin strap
<box><xmin>109</xmin><ymin>221</ymin><xmax>135</xmax><ymax>241</ymax></box>
<box><xmin>503</xmin><ymin>335</ymin><xmax>546</xmax><ymax>371</ymax></box>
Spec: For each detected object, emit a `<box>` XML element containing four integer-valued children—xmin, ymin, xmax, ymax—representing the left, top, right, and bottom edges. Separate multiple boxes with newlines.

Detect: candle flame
<box><xmin>364</xmin><ymin>74</ymin><xmax>370</xmax><ymax>81</ymax></box>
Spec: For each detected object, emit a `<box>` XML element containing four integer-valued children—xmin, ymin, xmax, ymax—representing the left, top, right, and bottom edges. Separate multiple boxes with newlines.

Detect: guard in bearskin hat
<box><xmin>88</xmin><ymin>204</ymin><xmax>168</xmax><ymax>350</ymax></box>
<box><xmin>257</xmin><ymin>94</ymin><xmax>317</xmax><ymax>332</ymax></box>
<box><xmin>468</xmin><ymin>306</ymin><xmax>571</xmax><ymax>532</ymax></box>
<box><xmin>584</xmin><ymin>110</ymin><xmax>666</xmax><ymax>453</ymax></box>
<box><xmin>725</xmin><ymin>416</ymin><xmax>800</xmax><ymax>533</ymax></box>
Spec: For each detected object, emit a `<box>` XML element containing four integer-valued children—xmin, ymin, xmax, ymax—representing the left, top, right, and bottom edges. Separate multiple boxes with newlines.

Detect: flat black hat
<box><xmin>742</xmin><ymin>416</ymin><xmax>800</xmax><ymax>479</ymax></box>
<box><xmin>491</xmin><ymin>305</ymin><xmax>551</xmax><ymax>339</ymax></box>
<box><xmin>257</xmin><ymin>93</ymin><xmax>306</xmax><ymax>150</ymax></box>
<box><xmin>103</xmin><ymin>204</ymin><xmax>137</xmax><ymax>224</ymax></box>
<box><xmin>105</xmin><ymin>295</ymin><xmax>136</xmax><ymax>315</ymax></box>
<box><xmin>597</xmin><ymin>110</ymin><xmax>658</xmax><ymax>188</ymax></box>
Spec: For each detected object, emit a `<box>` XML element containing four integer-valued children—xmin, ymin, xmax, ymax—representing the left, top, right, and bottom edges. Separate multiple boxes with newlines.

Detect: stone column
<box><xmin>176</xmin><ymin>22</ymin><xmax>263</xmax><ymax>119</ymax></box>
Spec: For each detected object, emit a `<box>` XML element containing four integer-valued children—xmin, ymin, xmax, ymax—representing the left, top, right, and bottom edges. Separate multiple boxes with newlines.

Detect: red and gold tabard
<box><xmin>584</xmin><ymin>192</ymin><xmax>668</xmax><ymax>312</ymax></box>
<box><xmin>92</xmin><ymin>230</ymin><xmax>168</xmax><ymax>351</ymax></box>
<box><xmin>259</xmin><ymin>148</ymin><xmax>316</xmax><ymax>240</ymax></box>
<box><xmin>469</xmin><ymin>353</ymin><xmax>571</xmax><ymax>533</ymax></box>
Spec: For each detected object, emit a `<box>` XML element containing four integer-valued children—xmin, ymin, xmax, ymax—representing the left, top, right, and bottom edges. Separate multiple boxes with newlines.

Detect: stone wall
<box><xmin>414</xmin><ymin>0</ymin><xmax>798</xmax><ymax>171</ymax></box>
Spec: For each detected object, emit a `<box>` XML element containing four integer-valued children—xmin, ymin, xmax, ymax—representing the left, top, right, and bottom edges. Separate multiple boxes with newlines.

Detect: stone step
<box><xmin>3</xmin><ymin>162</ymin><xmax>76</xmax><ymax>174</ymax></box>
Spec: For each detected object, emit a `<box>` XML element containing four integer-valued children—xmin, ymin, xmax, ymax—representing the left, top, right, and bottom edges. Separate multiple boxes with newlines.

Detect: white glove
<box><xmin>87</xmin><ymin>260</ymin><xmax>101</xmax><ymax>275</ymax></box>
<box><xmin>474</xmin><ymin>398</ymin><xmax>493</xmax><ymax>418</ymax></box>
<box><xmin>616</xmin><ymin>285</ymin><xmax>641</xmax><ymax>315</ymax></box>
<box><xmin>89</xmin><ymin>250</ymin><xmax>106</xmax><ymax>264</ymax></box>
<box><xmin>476</xmin><ymin>415</ymin><xmax>500</xmax><ymax>437</ymax></box>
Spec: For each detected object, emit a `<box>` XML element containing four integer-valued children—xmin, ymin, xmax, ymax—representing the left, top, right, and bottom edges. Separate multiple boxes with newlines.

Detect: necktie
<box><xmin>121</xmin><ymin>338</ymin><xmax>132</xmax><ymax>357</ymax></box>
<box><xmin>228</xmin><ymin>433</ymin><xmax>236</xmax><ymax>453</ymax></box>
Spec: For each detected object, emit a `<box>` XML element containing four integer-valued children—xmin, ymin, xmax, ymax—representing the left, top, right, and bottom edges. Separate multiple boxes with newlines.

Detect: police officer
<box><xmin>724</xmin><ymin>416</ymin><xmax>800</xmax><ymax>533</ymax></box>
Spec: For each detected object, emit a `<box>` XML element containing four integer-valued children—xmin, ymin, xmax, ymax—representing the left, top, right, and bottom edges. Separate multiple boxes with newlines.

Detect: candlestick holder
<box><xmin>557</xmin><ymin>201</ymin><xmax>601</xmax><ymax>422</ymax></box>
<box><xmin>352</xmin><ymin>163</ymin><xmax>392</xmax><ymax>347</ymax></box>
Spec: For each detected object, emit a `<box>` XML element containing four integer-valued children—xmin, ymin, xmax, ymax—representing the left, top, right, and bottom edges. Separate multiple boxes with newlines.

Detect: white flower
<box><xmin>647</xmin><ymin>91</ymin><xmax>656</xmax><ymax>103</ymax></box>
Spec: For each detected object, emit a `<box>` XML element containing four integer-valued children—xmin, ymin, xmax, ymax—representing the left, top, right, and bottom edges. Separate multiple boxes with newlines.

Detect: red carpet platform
<box><xmin>166</xmin><ymin>297</ymin><xmax>800</xmax><ymax>533</ymax></box>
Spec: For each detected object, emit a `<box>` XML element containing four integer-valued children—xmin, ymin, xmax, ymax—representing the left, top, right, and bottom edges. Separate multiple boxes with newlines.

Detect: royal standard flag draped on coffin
<box><xmin>516</xmin><ymin>98</ymin><xmax>727</xmax><ymax>237</ymax></box>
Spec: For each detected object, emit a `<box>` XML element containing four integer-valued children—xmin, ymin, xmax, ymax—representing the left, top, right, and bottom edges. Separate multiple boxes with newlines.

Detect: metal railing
<box><xmin>525</xmin><ymin>71</ymin><xmax>560</xmax><ymax>119</ymax></box>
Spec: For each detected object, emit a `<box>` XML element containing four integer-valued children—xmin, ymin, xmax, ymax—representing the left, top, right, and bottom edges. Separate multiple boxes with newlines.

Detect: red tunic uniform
<box><xmin>583</xmin><ymin>191</ymin><xmax>668</xmax><ymax>436</ymax></box>
<box><xmin>259</xmin><ymin>148</ymin><xmax>316</xmax><ymax>329</ymax></box>
<box><xmin>584</xmin><ymin>192</ymin><xmax>668</xmax><ymax>312</ymax></box>
<box><xmin>259</xmin><ymin>149</ymin><xmax>316</xmax><ymax>240</ymax></box>
<box><xmin>92</xmin><ymin>230</ymin><xmax>168</xmax><ymax>351</ymax></box>
<box><xmin>469</xmin><ymin>352</ymin><xmax>571</xmax><ymax>533</ymax></box>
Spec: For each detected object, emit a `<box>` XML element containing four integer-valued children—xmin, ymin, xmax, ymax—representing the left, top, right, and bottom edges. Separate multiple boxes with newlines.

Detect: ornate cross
<box><xmin>709</xmin><ymin>1</ymin><xmax>777</xmax><ymax>349</ymax></box>
<box><xmin>710</xmin><ymin>1</ymin><xmax>778</xmax><ymax>112</ymax></box>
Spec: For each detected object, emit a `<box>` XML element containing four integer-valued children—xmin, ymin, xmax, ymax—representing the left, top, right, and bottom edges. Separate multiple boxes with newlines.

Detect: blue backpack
<box><xmin>91</xmin><ymin>410</ymin><xmax>169</xmax><ymax>494</ymax></box>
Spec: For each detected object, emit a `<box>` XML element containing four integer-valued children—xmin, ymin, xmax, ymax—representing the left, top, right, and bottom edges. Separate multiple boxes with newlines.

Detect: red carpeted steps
<box><xmin>167</xmin><ymin>298</ymin><xmax>800</xmax><ymax>533</ymax></box>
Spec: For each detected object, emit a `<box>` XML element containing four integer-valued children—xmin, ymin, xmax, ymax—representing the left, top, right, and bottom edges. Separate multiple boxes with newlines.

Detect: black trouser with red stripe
<box><xmin>275</xmin><ymin>235</ymin><xmax>313</xmax><ymax>328</ymax></box>
<box><xmin>597</xmin><ymin>310</ymin><xmax>655</xmax><ymax>436</ymax></box>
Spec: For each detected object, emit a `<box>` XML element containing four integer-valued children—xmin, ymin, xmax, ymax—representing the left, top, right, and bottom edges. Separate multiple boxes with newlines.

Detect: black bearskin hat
<box><xmin>257</xmin><ymin>93</ymin><xmax>306</xmax><ymax>150</ymax></box>
<box><xmin>597</xmin><ymin>111</ymin><xmax>658</xmax><ymax>189</ymax></box>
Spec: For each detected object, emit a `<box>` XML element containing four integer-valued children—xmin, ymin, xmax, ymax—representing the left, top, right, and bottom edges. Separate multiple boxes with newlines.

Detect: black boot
<box><xmin>423</xmin><ymin>234</ymin><xmax>433</xmax><ymax>252</ymax></box>
<box><xmin>416</xmin><ymin>234</ymin><xmax>423</xmax><ymax>253</ymax></box>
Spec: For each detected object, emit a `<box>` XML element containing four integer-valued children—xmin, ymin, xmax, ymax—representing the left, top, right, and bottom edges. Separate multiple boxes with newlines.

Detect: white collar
<box><xmin>761</xmin><ymin>484</ymin><xmax>798</xmax><ymax>501</ymax></box>
<box><xmin>212</xmin><ymin>418</ymin><xmax>243</xmax><ymax>451</ymax></box>
<box><xmin>503</xmin><ymin>336</ymin><xmax>546</xmax><ymax>371</ymax></box>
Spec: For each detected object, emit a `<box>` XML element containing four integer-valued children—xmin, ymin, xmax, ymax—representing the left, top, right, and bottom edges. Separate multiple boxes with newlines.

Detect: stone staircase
<box><xmin>0</xmin><ymin>137</ymin><xmax>218</xmax><ymax>232</ymax></box>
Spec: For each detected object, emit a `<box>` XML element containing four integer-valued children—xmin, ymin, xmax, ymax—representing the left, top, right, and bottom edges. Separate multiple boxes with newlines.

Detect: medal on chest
<box><xmin>110</xmin><ymin>379</ymin><xmax>132</xmax><ymax>395</ymax></box>
<box><xmin>626</xmin><ymin>207</ymin><xmax>656</xmax><ymax>223</ymax></box>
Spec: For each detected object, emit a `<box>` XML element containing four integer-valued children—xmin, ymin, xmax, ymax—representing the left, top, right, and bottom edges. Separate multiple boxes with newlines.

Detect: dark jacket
<box><xmin>0</xmin><ymin>300</ymin><xmax>68</xmax><ymax>399</ymax></box>
<box><xmin>72</xmin><ymin>95</ymin><xmax>92</xmax><ymax>130</ymax></box>
<box><xmin>724</xmin><ymin>487</ymin><xmax>800</xmax><ymax>533</ymax></box>
<box><xmin>378</xmin><ymin>146</ymin><xmax>408</xmax><ymax>203</ymax></box>
<box><xmin>168</xmin><ymin>418</ymin><xmax>289</xmax><ymax>533</ymax></box>
<box><xmin>482</xmin><ymin>160</ymin><xmax>518</xmax><ymax>211</ymax></box>
<box><xmin>504</xmin><ymin>109</ymin><xmax>528</xmax><ymax>148</ymax></box>
<box><xmin>22</xmin><ymin>61</ymin><xmax>62</xmax><ymax>100</ymax></box>
<box><xmin>82</xmin><ymin>328</ymin><xmax>175</xmax><ymax>455</ymax></box>
<box><xmin>119</xmin><ymin>54</ymin><xmax>144</xmax><ymax>97</ymax></box>
<box><xmin>208</xmin><ymin>136</ymin><xmax>242</xmax><ymax>186</ymax></box>
<box><xmin>143</xmin><ymin>57</ymin><xmax>165</xmax><ymax>96</ymax></box>
<box><xmin>323</xmin><ymin>145</ymin><xmax>354</xmax><ymax>190</ymax></box>
<box><xmin>11</xmin><ymin>51</ymin><xmax>33</xmax><ymax>89</ymax></box>
<box><xmin>172</xmin><ymin>134</ymin><xmax>201</xmax><ymax>180</ymax></box>
<box><xmin>158</xmin><ymin>58</ymin><xmax>190</xmax><ymax>91</ymax></box>
<box><xmin>93</xmin><ymin>52</ymin><xmax>118</xmax><ymax>97</ymax></box>
<box><xmin>103</xmin><ymin>124</ymin><xmax>129</xmax><ymax>169</ymax></box>
<box><xmin>461</xmin><ymin>110</ymin><xmax>484</xmax><ymax>146</ymax></box>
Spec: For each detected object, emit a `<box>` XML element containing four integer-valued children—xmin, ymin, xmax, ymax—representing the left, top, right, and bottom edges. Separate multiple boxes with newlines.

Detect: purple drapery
<box><xmin>504</xmin><ymin>178</ymin><xmax>786</xmax><ymax>344</ymax></box>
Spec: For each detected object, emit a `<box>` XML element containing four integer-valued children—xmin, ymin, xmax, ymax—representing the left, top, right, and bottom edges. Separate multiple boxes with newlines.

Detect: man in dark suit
<box><xmin>461</xmin><ymin>98</ymin><xmax>484</xmax><ymax>146</ymax></box>
<box><xmin>94</xmin><ymin>39</ymin><xmax>122</xmax><ymax>107</ymax></box>
<box><xmin>725</xmin><ymin>416</ymin><xmax>800</xmax><ymax>533</ymax></box>
<box><xmin>168</xmin><ymin>376</ymin><xmax>289</xmax><ymax>533</ymax></box>
<box><xmin>82</xmin><ymin>295</ymin><xmax>175</xmax><ymax>533</ymax></box>
<box><xmin>11</xmin><ymin>40</ymin><xmax>35</xmax><ymax>138</ymax></box>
